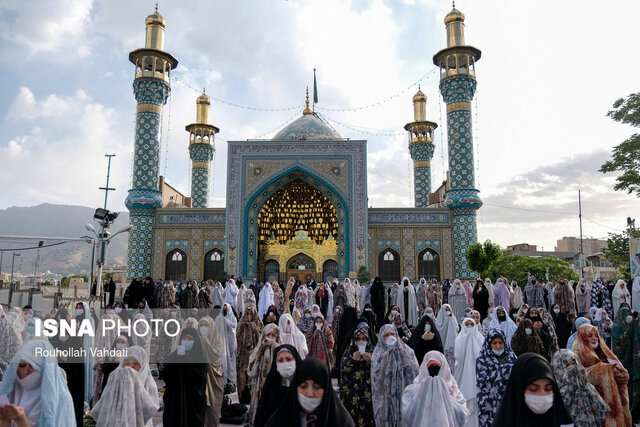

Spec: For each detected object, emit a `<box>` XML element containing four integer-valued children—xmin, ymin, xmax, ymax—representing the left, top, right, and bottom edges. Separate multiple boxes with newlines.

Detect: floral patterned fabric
<box><xmin>339</xmin><ymin>329</ymin><xmax>374</xmax><ymax>427</ymax></box>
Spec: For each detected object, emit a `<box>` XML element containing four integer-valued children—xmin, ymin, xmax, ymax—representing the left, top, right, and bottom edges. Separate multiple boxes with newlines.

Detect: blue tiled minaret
<box><xmin>186</xmin><ymin>92</ymin><xmax>218</xmax><ymax>208</ymax></box>
<box><xmin>125</xmin><ymin>9</ymin><xmax>178</xmax><ymax>279</ymax></box>
<box><xmin>433</xmin><ymin>6</ymin><xmax>482</xmax><ymax>279</ymax></box>
<box><xmin>405</xmin><ymin>89</ymin><xmax>438</xmax><ymax>207</ymax></box>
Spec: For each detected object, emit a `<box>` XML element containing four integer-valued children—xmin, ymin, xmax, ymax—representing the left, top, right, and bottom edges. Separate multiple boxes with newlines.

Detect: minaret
<box><xmin>404</xmin><ymin>88</ymin><xmax>438</xmax><ymax>207</ymax></box>
<box><xmin>433</xmin><ymin>5</ymin><xmax>482</xmax><ymax>279</ymax></box>
<box><xmin>125</xmin><ymin>8</ymin><xmax>178</xmax><ymax>279</ymax></box>
<box><xmin>186</xmin><ymin>92</ymin><xmax>219</xmax><ymax>208</ymax></box>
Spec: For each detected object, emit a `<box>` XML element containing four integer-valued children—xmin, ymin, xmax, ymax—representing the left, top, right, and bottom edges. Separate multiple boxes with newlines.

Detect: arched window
<box><xmin>265</xmin><ymin>259</ymin><xmax>280</xmax><ymax>284</ymax></box>
<box><xmin>165</xmin><ymin>249</ymin><xmax>187</xmax><ymax>282</ymax></box>
<box><xmin>418</xmin><ymin>248</ymin><xmax>440</xmax><ymax>281</ymax></box>
<box><xmin>378</xmin><ymin>249</ymin><xmax>400</xmax><ymax>282</ymax></box>
<box><xmin>323</xmin><ymin>259</ymin><xmax>338</xmax><ymax>283</ymax></box>
<box><xmin>203</xmin><ymin>249</ymin><xmax>224</xmax><ymax>282</ymax></box>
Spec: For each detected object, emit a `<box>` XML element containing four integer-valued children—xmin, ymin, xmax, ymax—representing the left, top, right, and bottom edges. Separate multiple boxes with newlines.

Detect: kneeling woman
<box><xmin>492</xmin><ymin>353</ymin><xmax>572</xmax><ymax>426</ymax></box>
<box><xmin>265</xmin><ymin>358</ymin><xmax>354</xmax><ymax>426</ymax></box>
<box><xmin>0</xmin><ymin>340</ymin><xmax>76</xmax><ymax>427</ymax></box>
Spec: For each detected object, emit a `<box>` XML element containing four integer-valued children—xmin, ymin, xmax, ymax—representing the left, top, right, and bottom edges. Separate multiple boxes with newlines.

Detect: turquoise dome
<box><xmin>273</xmin><ymin>114</ymin><xmax>341</xmax><ymax>140</ymax></box>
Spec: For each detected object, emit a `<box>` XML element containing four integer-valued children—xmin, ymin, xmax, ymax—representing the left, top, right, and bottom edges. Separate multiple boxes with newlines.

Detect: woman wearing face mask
<box><xmin>306</xmin><ymin>314</ymin><xmax>334</xmax><ymax>373</ymax></box>
<box><xmin>409</xmin><ymin>309</ymin><xmax>444</xmax><ymax>365</ymax></box>
<box><xmin>549</xmin><ymin>304</ymin><xmax>571</xmax><ymax>349</ymax></box>
<box><xmin>481</xmin><ymin>308</ymin><xmax>494</xmax><ymax>334</ymax></box>
<box><xmin>475</xmin><ymin>329</ymin><xmax>517</xmax><ymax>427</ymax></box>
<box><xmin>265</xmin><ymin>358</ymin><xmax>354</xmax><ymax>426</ymax></box>
<box><xmin>297</xmin><ymin>306</ymin><xmax>314</xmax><ymax>334</ymax></box>
<box><xmin>566</xmin><ymin>316</ymin><xmax>590</xmax><ymax>350</ymax></box>
<box><xmin>236</xmin><ymin>305</ymin><xmax>264</xmax><ymax>403</ymax></box>
<box><xmin>0</xmin><ymin>340</ymin><xmax>76</xmax><ymax>427</ymax></box>
<box><xmin>279</xmin><ymin>313</ymin><xmax>308</xmax><ymax>360</ymax></box>
<box><xmin>511</xmin><ymin>319</ymin><xmax>545</xmax><ymax>358</ymax></box>
<box><xmin>91</xmin><ymin>346</ymin><xmax>160</xmax><ymax>427</ymax></box>
<box><xmin>92</xmin><ymin>334</ymin><xmax>130</xmax><ymax>405</ymax></box>
<box><xmin>448</xmin><ymin>280</ymin><xmax>468</xmax><ymax>325</ymax></box>
<box><xmin>572</xmin><ymin>323</ymin><xmax>631</xmax><ymax>426</ymax></box>
<box><xmin>435</xmin><ymin>304</ymin><xmax>458</xmax><ymax>368</ymax></box>
<box><xmin>416</xmin><ymin>278</ymin><xmax>430</xmax><ymax>318</ymax></box>
<box><xmin>550</xmin><ymin>349</ymin><xmax>610</xmax><ymax>427</ymax></box>
<box><xmin>254</xmin><ymin>345</ymin><xmax>303</xmax><ymax>427</ymax></box>
<box><xmin>472</xmin><ymin>280</ymin><xmax>489</xmax><ymax>322</ymax></box>
<box><xmin>339</xmin><ymin>328</ymin><xmax>374</xmax><ymax>426</ymax></box>
<box><xmin>198</xmin><ymin>315</ymin><xmax>225</xmax><ymax>425</ymax></box>
<box><xmin>391</xmin><ymin>311</ymin><xmax>412</xmax><ymax>343</ymax></box>
<box><xmin>612</xmin><ymin>279</ymin><xmax>631</xmax><ymax>314</ymax></box>
<box><xmin>492</xmin><ymin>353</ymin><xmax>572</xmax><ymax>426</ymax></box>
<box><xmin>510</xmin><ymin>281</ymin><xmax>523</xmax><ymax>312</ymax></box>
<box><xmin>160</xmin><ymin>327</ymin><xmax>208</xmax><ymax>426</ymax></box>
<box><xmin>247</xmin><ymin>323</ymin><xmax>283</xmax><ymax>425</ymax></box>
<box><xmin>454</xmin><ymin>318</ymin><xmax>484</xmax><ymax>426</ymax></box>
<box><xmin>0</xmin><ymin>312</ymin><xmax>21</xmax><ymax>381</ymax></box>
<box><xmin>488</xmin><ymin>305</ymin><xmax>517</xmax><ymax>343</ymax></box>
<box><xmin>371</xmin><ymin>324</ymin><xmax>419</xmax><ymax>427</ymax></box>
<box><xmin>216</xmin><ymin>303</ymin><xmax>238</xmax><ymax>386</ymax></box>
<box><xmin>402</xmin><ymin>350</ymin><xmax>469</xmax><ymax>426</ymax></box>
<box><xmin>262</xmin><ymin>305</ymin><xmax>280</xmax><ymax>326</ymax></box>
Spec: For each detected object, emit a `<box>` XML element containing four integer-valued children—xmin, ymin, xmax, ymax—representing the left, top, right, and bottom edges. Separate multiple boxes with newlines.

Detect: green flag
<box><xmin>313</xmin><ymin>69</ymin><xmax>318</xmax><ymax>104</ymax></box>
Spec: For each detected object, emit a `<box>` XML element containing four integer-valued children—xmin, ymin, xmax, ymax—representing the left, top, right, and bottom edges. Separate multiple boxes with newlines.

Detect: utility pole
<box><xmin>578</xmin><ymin>189</ymin><xmax>584</xmax><ymax>279</ymax></box>
<box><xmin>10</xmin><ymin>252</ymin><xmax>20</xmax><ymax>284</ymax></box>
<box><xmin>96</xmin><ymin>154</ymin><xmax>116</xmax><ymax>299</ymax></box>
<box><xmin>33</xmin><ymin>241</ymin><xmax>43</xmax><ymax>286</ymax></box>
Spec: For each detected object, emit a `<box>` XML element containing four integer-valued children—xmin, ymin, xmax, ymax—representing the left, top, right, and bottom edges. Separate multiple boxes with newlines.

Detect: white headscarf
<box><xmin>278</xmin><ymin>313</ymin><xmax>308</xmax><ymax>358</ymax></box>
<box><xmin>0</xmin><ymin>340</ymin><xmax>76</xmax><ymax>427</ymax></box>
<box><xmin>488</xmin><ymin>305</ymin><xmax>517</xmax><ymax>343</ymax></box>
<box><xmin>612</xmin><ymin>279</ymin><xmax>631</xmax><ymax>313</ymax></box>
<box><xmin>435</xmin><ymin>304</ymin><xmax>458</xmax><ymax>356</ymax></box>
<box><xmin>91</xmin><ymin>346</ymin><xmax>159</xmax><ymax>427</ymax></box>
<box><xmin>402</xmin><ymin>350</ymin><xmax>469</xmax><ymax>427</ymax></box>
<box><xmin>223</xmin><ymin>278</ymin><xmax>239</xmax><ymax>310</ymax></box>
<box><xmin>632</xmin><ymin>276</ymin><xmax>640</xmax><ymax>314</ymax></box>
<box><xmin>258</xmin><ymin>282</ymin><xmax>274</xmax><ymax>318</ymax></box>
<box><xmin>454</xmin><ymin>318</ymin><xmax>484</xmax><ymax>401</ymax></box>
<box><xmin>215</xmin><ymin>303</ymin><xmax>238</xmax><ymax>382</ymax></box>
<box><xmin>402</xmin><ymin>277</ymin><xmax>419</xmax><ymax>327</ymax></box>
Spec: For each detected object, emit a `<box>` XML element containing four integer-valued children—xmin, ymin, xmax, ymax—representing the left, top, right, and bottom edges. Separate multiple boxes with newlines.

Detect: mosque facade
<box><xmin>125</xmin><ymin>6</ymin><xmax>482</xmax><ymax>284</ymax></box>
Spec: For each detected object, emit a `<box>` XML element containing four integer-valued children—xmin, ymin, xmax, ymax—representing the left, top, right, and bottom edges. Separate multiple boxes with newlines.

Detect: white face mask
<box><xmin>589</xmin><ymin>342</ymin><xmax>599</xmax><ymax>349</ymax></box>
<box><xmin>492</xmin><ymin>348</ymin><xmax>504</xmax><ymax>356</ymax></box>
<box><xmin>525</xmin><ymin>328</ymin><xmax>533</xmax><ymax>335</ymax></box>
<box><xmin>424</xmin><ymin>324</ymin><xmax>431</xmax><ymax>333</ymax></box>
<box><xmin>524</xmin><ymin>393</ymin><xmax>554</xmax><ymax>414</ymax></box>
<box><xmin>465</xmin><ymin>324</ymin><xmax>474</xmax><ymax>329</ymax></box>
<box><xmin>626</xmin><ymin>316</ymin><xmax>633</xmax><ymax>324</ymax></box>
<box><xmin>305</xmin><ymin>313</ymin><xmax>311</xmax><ymax>318</ymax></box>
<box><xmin>298</xmin><ymin>392</ymin><xmax>322</xmax><ymax>412</ymax></box>
<box><xmin>276</xmin><ymin>361</ymin><xmax>296</xmax><ymax>379</ymax></box>
<box><xmin>385</xmin><ymin>336</ymin><xmax>397</xmax><ymax>346</ymax></box>
<box><xmin>199</xmin><ymin>326</ymin><xmax>209</xmax><ymax>337</ymax></box>
<box><xmin>315</xmin><ymin>323</ymin><xmax>322</xmax><ymax>330</ymax></box>
<box><xmin>116</xmin><ymin>343</ymin><xmax>127</xmax><ymax>352</ymax></box>
<box><xmin>75</xmin><ymin>309</ymin><xmax>84</xmax><ymax>318</ymax></box>
<box><xmin>115</xmin><ymin>307</ymin><xmax>122</xmax><ymax>314</ymax></box>
<box><xmin>553</xmin><ymin>308</ymin><xmax>560</xmax><ymax>314</ymax></box>
<box><xmin>17</xmin><ymin>370</ymin><xmax>42</xmax><ymax>390</ymax></box>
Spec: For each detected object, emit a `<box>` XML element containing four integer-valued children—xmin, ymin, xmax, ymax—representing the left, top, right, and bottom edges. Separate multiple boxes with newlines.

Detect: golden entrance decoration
<box><xmin>257</xmin><ymin>180</ymin><xmax>338</xmax><ymax>281</ymax></box>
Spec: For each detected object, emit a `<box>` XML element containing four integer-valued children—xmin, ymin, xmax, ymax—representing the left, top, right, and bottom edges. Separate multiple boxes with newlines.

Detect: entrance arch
<box><xmin>243</xmin><ymin>168</ymin><xmax>350</xmax><ymax>279</ymax></box>
<box><xmin>417</xmin><ymin>248</ymin><xmax>441</xmax><ymax>281</ymax></box>
<box><xmin>165</xmin><ymin>248</ymin><xmax>187</xmax><ymax>282</ymax></box>
<box><xmin>378</xmin><ymin>248</ymin><xmax>400</xmax><ymax>282</ymax></box>
<box><xmin>286</xmin><ymin>253</ymin><xmax>316</xmax><ymax>282</ymax></box>
<box><xmin>265</xmin><ymin>259</ymin><xmax>280</xmax><ymax>283</ymax></box>
<box><xmin>322</xmin><ymin>259</ymin><xmax>338</xmax><ymax>283</ymax></box>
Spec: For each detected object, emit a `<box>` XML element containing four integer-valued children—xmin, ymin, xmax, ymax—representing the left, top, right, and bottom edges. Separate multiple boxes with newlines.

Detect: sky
<box><xmin>1</xmin><ymin>0</ymin><xmax>639</xmax><ymax>252</ymax></box>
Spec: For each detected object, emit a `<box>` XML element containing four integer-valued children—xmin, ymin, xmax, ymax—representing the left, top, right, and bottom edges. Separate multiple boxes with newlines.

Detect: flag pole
<box><xmin>313</xmin><ymin>68</ymin><xmax>317</xmax><ymax>113</ymax></box>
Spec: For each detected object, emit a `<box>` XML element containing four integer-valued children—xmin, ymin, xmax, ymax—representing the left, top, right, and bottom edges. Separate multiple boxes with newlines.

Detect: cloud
<box><xmin>477</xmin><ymin>149</ymin><xmax>640</xmax><ymax>248</ymax></box>
<box><xmin>0</xmin><ymin>0</ymin><xmax>93</xmax><ymax>59</ymax></box>
<box><xmin>0</xmin><ymin>87</ymin><xmax>131</xmax><ymax>209</ymax></box>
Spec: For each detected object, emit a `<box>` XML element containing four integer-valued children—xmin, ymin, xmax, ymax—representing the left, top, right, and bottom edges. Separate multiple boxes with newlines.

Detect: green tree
<box><xmin>61</xmin><ymin>277</ymin><xmax>69</xmax><ymax>288</ymax></box>
<box><xmin>599</xmin><ymin>92</ymin><xmax>640</xmax><ymax>196</ymax></box>
<box><xmin>489</xmin><ymin>251</ymin><xmax>579</xmax><ymax>285</ymax></box>
<box><xmin>466</xmin><ymin>240</ymin><xmax>502</xmax><ymax>277</ymax></box>
<box><xmin>602</xmin><ymin>229</ymin><xmax>640</xmax><ymax>277</ymax></box>
<box><xmin>357</xmin><ymin>265</ymin><xmax>372</xmax><ymax>284</ymax></box>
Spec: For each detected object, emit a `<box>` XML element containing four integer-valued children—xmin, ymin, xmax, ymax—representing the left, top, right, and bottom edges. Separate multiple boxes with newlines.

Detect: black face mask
<box><xmin>403</xmin><ymin>280</ymin><xmax>409</xmax><ymax>285</ymax></box>
<box><xmin>223</xmin><ymin>308</ymin><xmax>228</xmax><ymax>315</ymax></box>
<box><xmin>498</xmin><ymin>315</ymin><xmax>507</xmax><ymax>322</ymax></box>
<box><xmin>427</xmin><ymin>364</ymin><xmax>441</xmax><ymax>377</ymax></box>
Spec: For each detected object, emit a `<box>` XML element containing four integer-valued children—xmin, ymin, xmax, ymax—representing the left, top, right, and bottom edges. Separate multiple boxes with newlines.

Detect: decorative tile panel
<box><xmin>165</xmin><ymin>240</ymin><xmax>189</xmax><ymax>253</ymax></box>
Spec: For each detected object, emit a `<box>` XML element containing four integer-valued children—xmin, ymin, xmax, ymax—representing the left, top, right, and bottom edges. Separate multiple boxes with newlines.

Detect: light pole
<box><xmin>85</xmin><ymin>222</ymin><xmax>132</xmax><ymax>302</ymax></box>
<box><xmin>10</xmin><ymin>252</ymin><xmax>20</xmax><ymax>285</ymax></box>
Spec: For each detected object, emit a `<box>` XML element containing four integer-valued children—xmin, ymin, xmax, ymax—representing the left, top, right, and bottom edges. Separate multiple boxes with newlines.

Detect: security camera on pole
<box><xmin>85</xmin><ymin>155</ymin><xmax>132</xmax><ymax>305</ymax></box>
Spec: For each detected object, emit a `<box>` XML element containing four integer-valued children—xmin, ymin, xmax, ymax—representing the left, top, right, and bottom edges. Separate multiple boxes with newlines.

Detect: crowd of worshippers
<box><xmin>0</xmin><ymin>275</ymin><xmax>639</xmax><ymax>426</ymax></box>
